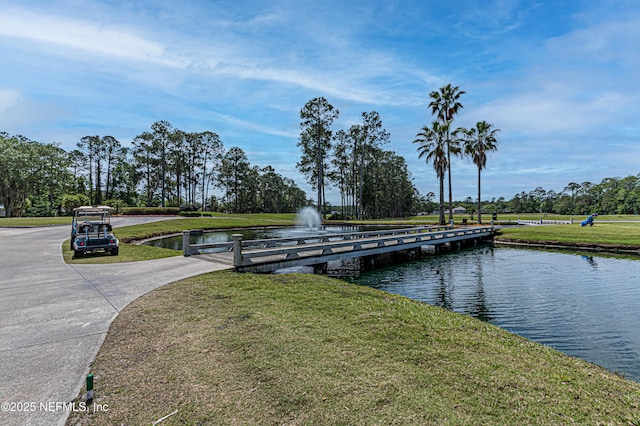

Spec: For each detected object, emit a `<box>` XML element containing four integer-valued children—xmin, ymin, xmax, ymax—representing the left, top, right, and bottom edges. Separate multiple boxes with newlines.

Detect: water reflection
<box><xmin>347</xmin><ymin>246</ymin><xmax>640</xmax><ymax>382</ymax></box>
<box><xmin>581</xmin><ymin>255</ymin><xmax>598</xmax><ymax>269</ymax></box>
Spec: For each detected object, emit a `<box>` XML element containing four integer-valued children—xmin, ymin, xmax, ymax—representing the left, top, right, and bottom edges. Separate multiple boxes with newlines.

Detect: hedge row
<box><xmin>178</xmin><ymin>211</ymin><xmax>219</xmax><ymax>217</ymax></box>
<box><xmin>121</xmin><ymin>207</ymin><xmax>181</xmax><ymax>215</ymax></box>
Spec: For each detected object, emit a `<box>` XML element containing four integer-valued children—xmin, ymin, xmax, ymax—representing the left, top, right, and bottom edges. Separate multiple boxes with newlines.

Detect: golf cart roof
<box><xmin>73</xmin><ymin>206</ymin><xmax>114</xmax><ymax>214</ymax></box>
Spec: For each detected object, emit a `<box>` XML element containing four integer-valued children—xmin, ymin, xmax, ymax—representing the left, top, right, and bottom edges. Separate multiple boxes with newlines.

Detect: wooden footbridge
<box><xmin>182</xmin><ymin>225</ymin><xmax>495</xmax><ymax>273</ymax></box>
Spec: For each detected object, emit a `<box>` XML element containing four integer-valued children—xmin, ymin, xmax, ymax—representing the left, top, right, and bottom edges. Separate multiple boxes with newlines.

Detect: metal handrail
<box><xmin>183</xmin><ymin>225</ymin><xmax>454</xmax><ymax>256</ymax></box>
<box><xmin>231</xmin><ymin>226</ymin><xmax>493</xmax><ymax>267</ymax></box>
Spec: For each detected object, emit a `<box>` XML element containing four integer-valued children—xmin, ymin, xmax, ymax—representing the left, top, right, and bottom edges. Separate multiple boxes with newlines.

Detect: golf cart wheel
<box><xmin>111</xmin><ymin>247</ymin><xmax>119</xmax><ymax>256</ymax></box>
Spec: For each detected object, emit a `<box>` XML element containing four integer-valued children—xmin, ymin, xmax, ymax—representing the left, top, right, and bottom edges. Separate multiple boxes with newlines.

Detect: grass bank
<box><xmin>497</xmin><ymin>222</ymin><xmax>640</xmax><ymax>252</ymax></box>
<box><xmin>67</xmin><ymin>271</ymin><xmax>640</xmax><ymax>425</ymax></box>
<box><xmin>0</xmin><ymin>216</ymin><xmax>71</xmax><ymax>226</ymax></box>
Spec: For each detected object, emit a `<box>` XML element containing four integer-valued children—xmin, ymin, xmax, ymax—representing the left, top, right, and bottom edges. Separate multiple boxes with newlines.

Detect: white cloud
<box><xmin>209</xmin><ymin>111</ymin><xmax>298</xmax><ymax>139</ymax></box>
<box><xmin>0</xmin><ymin>88</ymin><xmax>66</xmax><ymax>133</ymax></box>
<box><xmin>546</xmin><ymin>16</ymin><xmax>640</xmax><ymax>65</ymax></box>
<box><xmin>0</xmin><ymin>4</ymin><xmax>432</xmax><ymax>110</ymax></box>
<box><xmin>0</xmin><ymin>88</ymin><xmax>22</xmax><ymax>113</ymax></box>
<box><xmin>0</xmin><ymin>8</ymin><xmax>185</xmax><ymax>67</ymax></box>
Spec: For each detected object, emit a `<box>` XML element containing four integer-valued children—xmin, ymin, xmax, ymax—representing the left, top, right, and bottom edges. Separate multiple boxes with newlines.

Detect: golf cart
<box><xmin>71</xmin><ymin>206</ymin><xmax>119</xmax><ymax>257</ymax></box>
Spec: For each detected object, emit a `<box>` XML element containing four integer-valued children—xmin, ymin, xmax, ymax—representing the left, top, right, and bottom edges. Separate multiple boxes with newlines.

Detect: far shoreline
<box><xmin>494</xmin><ymin>237</ymin><xmax>640</xmax><ymax>256</ymax></box>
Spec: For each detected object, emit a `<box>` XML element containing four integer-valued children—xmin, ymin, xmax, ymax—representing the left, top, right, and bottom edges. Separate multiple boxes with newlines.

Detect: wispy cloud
<box><xmin>0</xmin><ymin>7</ymin><xmax>185</xmax><ymax>67</ymax></box>
<box><xmin>209</xmin><ymin>111</ymin><xmax>297</xmax><ymax>139</ymax></box>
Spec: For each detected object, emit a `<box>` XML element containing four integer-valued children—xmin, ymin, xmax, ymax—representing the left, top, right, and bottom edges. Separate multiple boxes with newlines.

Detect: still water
<box><xmin>347</xmin><ymin>246</ymin><xmax>640</xmax><ymax>382</ymax></box>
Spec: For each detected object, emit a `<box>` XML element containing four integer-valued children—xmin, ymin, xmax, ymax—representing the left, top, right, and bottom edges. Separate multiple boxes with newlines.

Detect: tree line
<box><xmin>416</xmin><ymin>175</ymin><xmax>640</xmax><ymax>218</ymax></box>
<box><xmin>503</xmin><ymin>177</ymin><xmax>640</xmax><ymax>216</ymax></box>
<box><xmin>1</xmin><ymin>123</ymin><xmax>307</xmax><ymax>217</ymax></box>
<box><xmin>297</xmin><ymin>98</ymin><xmax>419</xmax><ymax>219</ymax></box>
<box><xmin>4</xmin><ymin>91</ymin><xmax>640</xmax><ymax>219</ymax></box>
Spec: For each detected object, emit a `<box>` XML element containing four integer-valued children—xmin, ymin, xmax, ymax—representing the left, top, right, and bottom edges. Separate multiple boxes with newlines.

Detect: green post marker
<box><xmin>86</xmin><ymin>374</ymin><xmax>94</xmax><ymax>404</ymax></box>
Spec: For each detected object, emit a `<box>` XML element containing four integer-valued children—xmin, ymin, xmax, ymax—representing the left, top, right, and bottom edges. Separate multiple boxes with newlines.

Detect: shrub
<box><xmin>122</xmin><ymin>207</ymin><xmax>180</xmax><ymax>216</ymax></box>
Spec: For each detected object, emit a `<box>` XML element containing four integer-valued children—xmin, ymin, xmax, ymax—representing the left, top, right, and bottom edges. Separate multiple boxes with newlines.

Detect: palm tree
<box><xmin>414</xmin><ymin>121</ymin><xmax>449</xmax><ymax>225</ymax></box>
<box><xmin>429</xmin><ymin>84</ymin><xmax>465</xmax><ymax>223</ymax></box>
<box><xmin>463</xmin><ymin>121</ymin><xmax>499</xmax><ymax>224</ymax></box>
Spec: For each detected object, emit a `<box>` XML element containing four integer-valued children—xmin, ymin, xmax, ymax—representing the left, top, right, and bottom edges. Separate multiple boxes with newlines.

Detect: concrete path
<box><xmin>0</xmin><ymin>218</ymin><xmax>231</xmax><ymax>426</ymax></box>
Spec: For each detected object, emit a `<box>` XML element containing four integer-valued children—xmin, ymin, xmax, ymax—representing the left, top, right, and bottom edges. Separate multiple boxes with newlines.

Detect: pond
<box><xmin>346</xmin><ymin>246</ymin><xmax>640</xmax><ymax>382</ymax></box>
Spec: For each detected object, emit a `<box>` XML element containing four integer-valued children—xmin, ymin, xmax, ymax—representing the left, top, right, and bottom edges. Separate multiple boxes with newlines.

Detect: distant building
<box><xmin>451</xmin><ymin>206</ymin><xmax>467</xmax><ymax>214</ymax></box>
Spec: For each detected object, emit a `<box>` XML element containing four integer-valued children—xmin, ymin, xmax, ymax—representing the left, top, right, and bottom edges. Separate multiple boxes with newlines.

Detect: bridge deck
<box><xmin>185</xmin><ymin>225</ymin><xmax>494</xmax><ymax>273</ymax></box>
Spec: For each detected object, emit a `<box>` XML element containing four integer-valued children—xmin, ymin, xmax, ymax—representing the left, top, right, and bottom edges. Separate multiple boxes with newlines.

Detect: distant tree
<box><xmin>564</xmin><ymin>182</ymin><xmax>580</xmax><ymax>215</ymax></box>
<box><xmin>180</xmin><ymin>131</ymin><xmax>205</xmax><ymax>207</ymax></box>
<box><xmin>463</xmin><ymin>121</ymin><xmax>499</xmax><ymax>224</ymax></box>
<box><xmin>131</xmin><ymin>132</ymin><xmax>158</xmax><ymax>206</ymax></box>
<box><xmin>530</xmin><ymin>187</ymin><xmax>547</xmax><ymax>212</ymax></box>
<box><xmin>150</xmin><ymin>120</ymin><xmax>174</xmax><ymax>207</ymax></box>
<box><xmin>219</xmin><ymin>147</ymin><xmax>250</xmax><ymax>213</ymax></box>
<box><xmin>414</xmin><ymin>121</ymin><xmax>449</xmax><ymax>225</ymax></box>
<box><xmin>280</xmin><ymin>177</ymin><xmax>308</xmax><ymax>212</ymax></box>
<box><xmin>77</xmin><ymin>135</ymin><xmax>124</xmax><ymax>205</ymax></box>
<box><xmin>297</xmin><ymin>97</ymin><xmax>339</xmax><ymax>218</ymax></box>
<box><xmin>199</xmin><ymin>131</ymin><xmax>223</xmax><ymax>211</ymax></box>
<box><xmin>102</xmin><ymin>136</ymin><xmax>123</xmax><ymax>201</ymax></box>
<box><xmin>68</xmin><ymin>149</ymin><xmax>86</xmax><ymax>193</ymax></box>
<box><xmin>366</xmin><ymin>149</ymin><xmax>416</xmax><ymax>218</ymax></box>
<box><xmin>0</xmin><ymin>133</ymin><xmax>72</xmax><ymax>216</ymax></box>
<box><xmin>354</xmin><ymin>111</ymin><xmax>390</xmax><ymax>219</ymax></box>
<box><xmin>168</xmin><ymin>129</ymin><xmax>186</xmax><ymax>206</ymax></box>
<box><xmin>77</xmin><ymin>135</ymin><xmax>99</xmax><ymax>204</ymax></box>
<box><xmin>329</xmin><ymin>129</ymin><xmax>352</xmax><ymax>216</ymax></box>
<box><xmin>109</xmin><ymin>147</ymin><xmax>141</xmax><ymax>206</ymax></box>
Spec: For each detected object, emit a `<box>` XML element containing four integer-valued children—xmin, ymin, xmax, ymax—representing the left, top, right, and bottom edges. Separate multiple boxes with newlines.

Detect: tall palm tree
<box><xmin>414</xmin><ymin>121</ymin><xmax>449</xmax><ymax>225</ymax></box>
<box><xmin>463</xmin><ymin>121</ymin><xmax>499</xmax><ymax>224</ymax></box>
<box><xmin>429</xmin><ymin>84</ymin><xmax>465</xmax><ymax>223</ymax></box>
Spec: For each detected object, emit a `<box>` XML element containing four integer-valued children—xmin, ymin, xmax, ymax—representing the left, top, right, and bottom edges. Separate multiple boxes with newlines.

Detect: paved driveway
<box><xmin>0</xmin><ymin>218</ymin><xmax>231</xmax><ymax>426</ymax></box>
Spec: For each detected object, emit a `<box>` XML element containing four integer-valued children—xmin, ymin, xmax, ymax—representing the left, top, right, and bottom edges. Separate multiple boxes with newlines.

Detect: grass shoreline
<box><xmin>495</xmin><ymin>237</ymin><xmax>640</xmax><ymax>255</ymax></box>
<box><xmin>495</xmin><ymin>222</ymin><xmax>640</xmax><ymax>257</ymax></box>
<box><xmin>67</xmin><ymin>271</ymin><xmax>640</xmax><ymax>425</ymax></box>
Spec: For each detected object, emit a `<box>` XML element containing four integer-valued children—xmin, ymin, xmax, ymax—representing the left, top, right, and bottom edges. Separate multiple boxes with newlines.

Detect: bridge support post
<box><xmin>232</xmin><ymin>234</ymin><xmax>243</xmax><ymax>267</ymax></box>
<box><xmin>313</xmin><ymin>263</ymin><xmax>327</xmax><ymax>274</ymax></box>
<box><xmin>183</xmin><ymin>230</ymin><xmax>191</xmax><ymax>256</ymax></box>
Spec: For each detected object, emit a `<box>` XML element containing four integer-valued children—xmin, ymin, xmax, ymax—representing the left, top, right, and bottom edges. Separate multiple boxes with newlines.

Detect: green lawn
<box><xmin>497</xmin><ymin>222</ymin><xmax>640</xmax><ymax>249</ymax></box>
<box><xmin>0</xmin><ymin>216</ymin><xmax>71</xmax><ymax>226</ymax></box>
<box><xmin>67</xmin><ymin>271</ymin><xmax>640</xmax><ymax>425</ymax></box>
<box><xmin>62</xmin><ymin>238</ymin><xmax>181</xmax><ymax>264</ymax></box>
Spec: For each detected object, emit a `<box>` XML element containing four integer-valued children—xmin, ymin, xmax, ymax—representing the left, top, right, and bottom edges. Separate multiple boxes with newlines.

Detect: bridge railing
<box><xmin>182</xmin><ymin>225</ymin><xmax>453</xmax><ymax>256</ymax></box>
<box><xmin>517</xmin><ymin>218</ymin><xmax>573</xmax><ymax>225</ymax></box>
<box><xmin>229</xmin><ymin>225</ymin><xmax>494</xmax><ymax>269</ymax></box>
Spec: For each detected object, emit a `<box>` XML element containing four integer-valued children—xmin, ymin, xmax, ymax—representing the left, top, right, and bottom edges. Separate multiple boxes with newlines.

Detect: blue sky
<box><xmin>1</xmin><ymin>0</ymin><xmax>640</xmax><ymax>204</ymax></box>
